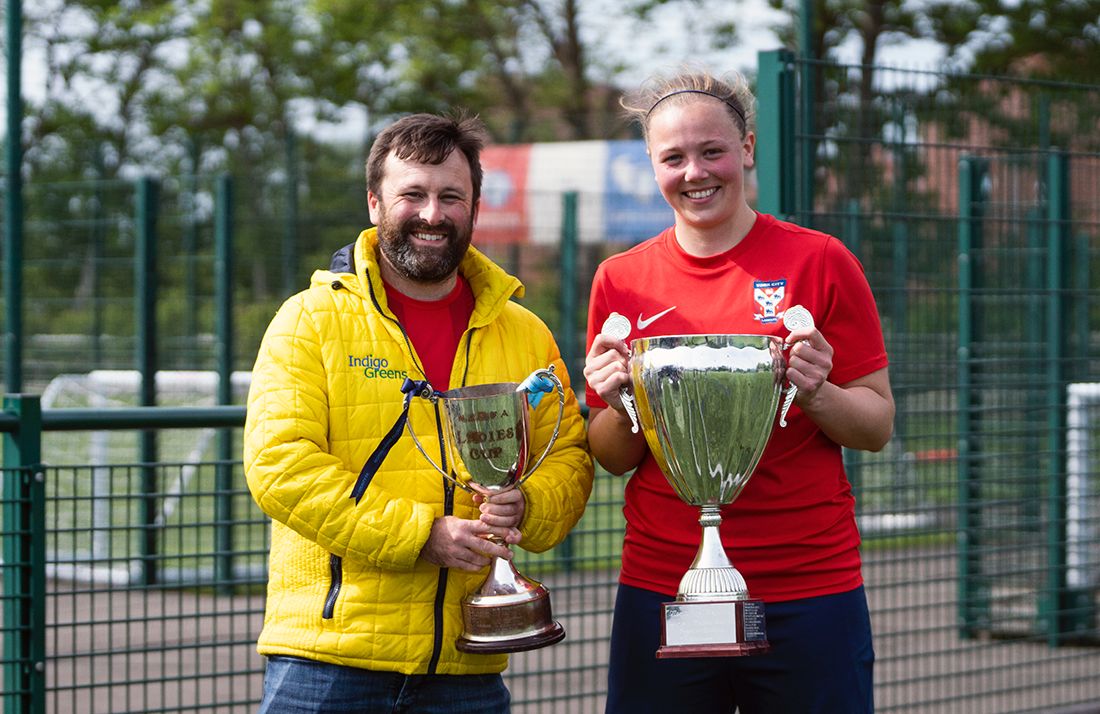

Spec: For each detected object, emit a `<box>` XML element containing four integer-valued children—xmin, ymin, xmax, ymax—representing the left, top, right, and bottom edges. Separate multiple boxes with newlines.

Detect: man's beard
<box><xmin>376</xmin><ymin>207</ymin><xmax>473</xmax><ymax>283</ymax></box>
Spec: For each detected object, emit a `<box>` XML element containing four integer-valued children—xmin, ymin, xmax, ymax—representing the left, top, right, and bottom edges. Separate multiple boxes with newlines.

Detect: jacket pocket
<box><xmin>322</xmin><ymin>553</ymin><xmax>342</xmax><ymax>619</ymax></box>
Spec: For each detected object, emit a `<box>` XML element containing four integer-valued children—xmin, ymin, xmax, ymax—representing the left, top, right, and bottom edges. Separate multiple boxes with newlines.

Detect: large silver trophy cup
<box><xmin>407</xmin><ymin>367</ymin><xmax>567</xmax><ymax>654</ymax></box>
<box><xmin>630</xmin><ymin>334</ymin><xmax>786</xmax><ymax>658</ymax></box>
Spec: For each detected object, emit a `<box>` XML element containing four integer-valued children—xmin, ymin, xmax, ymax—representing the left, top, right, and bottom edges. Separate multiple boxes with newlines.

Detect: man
<box><xmin>244</xmin><ymin>112</ymin><xmax>593</xmax><ymax>713</ymax></box>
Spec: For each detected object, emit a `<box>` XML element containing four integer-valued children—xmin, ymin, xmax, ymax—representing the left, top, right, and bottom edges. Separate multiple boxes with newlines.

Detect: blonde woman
<box><xmin>583</xmin><ymin>69</ymin><xmax>894</xmax><ymax>714</ymax></box>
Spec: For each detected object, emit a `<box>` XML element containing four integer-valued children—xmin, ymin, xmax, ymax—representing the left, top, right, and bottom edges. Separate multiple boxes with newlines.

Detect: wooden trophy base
<box><xmin>656</xmin><ymin>598</ymin><xmax>770</xmax><ymax>659</ymax></box>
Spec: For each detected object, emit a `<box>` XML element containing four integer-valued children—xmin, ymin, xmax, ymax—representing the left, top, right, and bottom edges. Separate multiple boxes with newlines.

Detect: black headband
<box><xmin>645</xmin><ymin>89</ymin><xmax>746</xmax><ymax>127</ymax></box>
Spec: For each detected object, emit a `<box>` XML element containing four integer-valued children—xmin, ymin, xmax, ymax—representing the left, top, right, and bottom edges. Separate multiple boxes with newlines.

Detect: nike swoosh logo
<box><xmin>637</xmin><ymin>306</ymin><xmax>677</xmax><ymax>330</ymax></box>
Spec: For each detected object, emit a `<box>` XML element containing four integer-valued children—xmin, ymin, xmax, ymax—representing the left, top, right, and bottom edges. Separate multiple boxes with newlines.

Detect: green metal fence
<box><xmin>0</xmin><ymin>399</ymin><xmax>626</xmax><ymax>713</ymax></box>
<box><xmin>1</xmin><ymin>401</ymin><xmax>265</xmax><ymax>714</ymax></box>
<box><xmin>757</xmin><ymin>51</ymin><xmax>1100</xmax><ymax>712</ymax></box>
<box><xmin>1</xmin><ymin>53</ymin><xmax>1099</xmax><ymax>712</ymax></box>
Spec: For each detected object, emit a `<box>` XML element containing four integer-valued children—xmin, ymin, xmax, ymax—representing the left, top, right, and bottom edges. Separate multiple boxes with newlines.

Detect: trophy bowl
<box><xmin>407</xmin><ymin>368</ymin><xmax>567</xmax><ymax>654</ymax></box>
<box><xmin>630</xmin><ymin>334</ymin><xmax>786</xmax><ymax>657</ymax></box>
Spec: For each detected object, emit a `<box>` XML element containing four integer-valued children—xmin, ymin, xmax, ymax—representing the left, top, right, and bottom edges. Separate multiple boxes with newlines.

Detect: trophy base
<box><xmin>656</xmin><ymin>598</ymin><xmax>770</xmax><ymax>659</ymax></box>
<box><xmin>455</xmin><ymin>570</ymin><xmax>566</xmax><ymax>654</ymax></box>
<box><xmin>456</xmin><ymin>621</ymin><xmax>565</xmax><ymax>655</ymax></box>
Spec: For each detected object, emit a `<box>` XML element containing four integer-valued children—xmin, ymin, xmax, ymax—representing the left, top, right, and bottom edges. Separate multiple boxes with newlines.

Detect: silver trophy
<box><xmin>406</xmin><ymin>367</ymin><xmax>567</xmax><ymax>654</ymax></box>
<box><xmin>629</xmin><ymin>334</ymin><xmax>786</xmax><ymax>657</ymax></box>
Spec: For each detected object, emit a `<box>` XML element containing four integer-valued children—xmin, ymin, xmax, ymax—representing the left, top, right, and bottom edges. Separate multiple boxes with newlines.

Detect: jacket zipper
<box><xmin>329</xmin><ymin>277</ymin><xmax>479</xmax><ymax>664</ymax></box>
<box><xmin>426</xmin><ymin>332</ymin><xmax>474</xmax><ymax>674</ymax></box>
<box><xmin>322</xmin><ymin>553</ymin><xmax>342</xmax><ymax>620</ymax></box>
<box><xmin>321</xmin><ymin>275</ymin><xmax>423</xmax><ymax>621</ymax></box>
<box><xmin>427</xmin><ymin>469</ymin><xmax>455</xmax><ymax>675</ymax></box>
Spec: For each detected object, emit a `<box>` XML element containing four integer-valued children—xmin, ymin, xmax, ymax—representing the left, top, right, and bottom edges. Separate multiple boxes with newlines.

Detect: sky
<box><xmin>585</xmin><ymin>0</ymin><xmax>791</xmax><ymax>84</ymax></box>
<box><xmin>585</xmin><ymin>0</ymin><xmax>946</xmax><ymax>82</ymax></box>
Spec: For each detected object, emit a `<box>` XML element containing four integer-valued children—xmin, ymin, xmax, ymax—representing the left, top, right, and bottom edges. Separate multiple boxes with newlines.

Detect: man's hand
<box><xmin>474</xmin><ymin>488</ymin><xmax>525</xmax><ymax>537</ymax></box>
<box><xmin>420</xmin><ymin>515</ymin><xmax>520</xmax><ymax>572</ymax></box>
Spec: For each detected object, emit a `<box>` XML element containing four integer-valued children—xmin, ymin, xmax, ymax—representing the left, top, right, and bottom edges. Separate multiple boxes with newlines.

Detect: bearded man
<box><xmin>244</xmin><ymin>112</ymin><xmax>593</xmax><ymax>713</ymax></box>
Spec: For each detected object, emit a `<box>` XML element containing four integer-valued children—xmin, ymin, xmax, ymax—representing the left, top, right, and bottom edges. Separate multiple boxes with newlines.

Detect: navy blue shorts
<box><xmin>605</xmin><ymin>583</ymin><xmax>874</xmax><ymax>714</ymax></box>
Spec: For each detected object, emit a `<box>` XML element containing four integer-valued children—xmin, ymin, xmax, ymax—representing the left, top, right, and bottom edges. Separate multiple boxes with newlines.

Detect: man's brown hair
<box><xmin>366</xmin><ymin>112</ymin><xmax>489</xmax><ymax>206</ymax></box>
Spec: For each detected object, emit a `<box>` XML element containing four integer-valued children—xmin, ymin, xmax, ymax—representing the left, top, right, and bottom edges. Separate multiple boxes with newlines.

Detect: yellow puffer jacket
<box><xmin>244</xmin><ymin>228</ymin><xmax>593</xmax><ymax>675</ymax></box>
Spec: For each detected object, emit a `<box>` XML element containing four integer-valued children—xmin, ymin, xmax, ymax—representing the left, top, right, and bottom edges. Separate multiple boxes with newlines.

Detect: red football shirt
<box><xmin>384</xmin><ymin>276</ymin><xmax>475</xmax><ymax>392</ymax></box>
<box><xmin>585</xmin><ymin>212</ymin><xmax>889</xmax><ymax>602</ymax></box>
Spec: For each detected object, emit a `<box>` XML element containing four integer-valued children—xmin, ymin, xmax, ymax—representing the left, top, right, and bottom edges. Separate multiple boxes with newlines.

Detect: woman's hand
<box><xmin>583</xmin><ymin>332</ymin><xmax>648</xmax><ymax>474</ymax></box>
<box><xmin>583</xmin><ymin>333</ymin><xmax>632</xmax><ymax>414</ymax></box>
<box><xmin>785</xmin><ymin>325</ymin><xmax>833</xmax><ymax>407</ymax></box>
<box><xmin>784</xmin><ymin>325</ymin><xmax>894</xmax><ymax>451</ymax></box>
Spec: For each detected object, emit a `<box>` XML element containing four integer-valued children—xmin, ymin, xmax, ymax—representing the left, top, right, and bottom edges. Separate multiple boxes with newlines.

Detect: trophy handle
<box><xmin>599</xmin><ymin>312</ymin><xmax>641</xmax><ymax>433</ymax></box>
<box><xmin>515</xmin><ymin>366</ymin><xmax>565</xmax><ymax>485</ymax></box>
<box><xmin>404</xmin><ymin>386</ymin><xmax>475</xmax><ymax>494</ymax></box>
<box><xmin>779</xmin><ymin>305</ymin><xmax>814</xmax><ymax>428</ymax></box>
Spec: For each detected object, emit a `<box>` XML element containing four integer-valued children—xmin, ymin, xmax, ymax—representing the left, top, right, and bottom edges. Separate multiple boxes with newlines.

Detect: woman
<box><xmin>583</xmin><ymin>69</ymin><xmax>895</xmax><ymax>714</ymax></box>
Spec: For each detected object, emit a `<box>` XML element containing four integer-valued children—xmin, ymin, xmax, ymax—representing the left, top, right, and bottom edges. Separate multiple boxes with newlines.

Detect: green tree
<box><xmin>9</xmin><ymin>0</ymin><xmax>761</xmax><ymax>332</ymax></box>
<box><xmin>310</xmin><ymin>0</ymin><xmax>745</xmax><ymax>142</ymax></box>
<box><xmin>762</xmin><ymin>0</ymin><xmax>924</xmax><ymax>212</ymax></box>
<box><xmin>924</xmin><ymin>0</ymin><xmax>1100</xmax><ymax>81</ymax></box>
<box><xmin>311</xmin><ymin>0</ymin><xmax>604</xmax><ymax>141</ymax></box>
<box><xmin>766</xmin><ymin>0</ymin><xmax>920</xmax><ymax>63</ymax></box>
<box><xmin>921</xmin><ymin>0</ymin><xmax>1100</xmax><ymax>152</ymax></box>
<box><xmin>22</xmin><ymin>0</ymin><xmax>186</xmax><ymax>180</ymax></box>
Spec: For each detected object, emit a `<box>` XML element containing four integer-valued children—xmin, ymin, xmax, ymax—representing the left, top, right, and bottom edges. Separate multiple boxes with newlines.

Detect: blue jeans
<box><xmin>258</xmin><ymin>656</ymin><xmax>511</xmax><ymax>714</ymax></box>
<box><xmin>606</xmin><ymin>584</ymin><xmax>875</xmax><ymax>714</ymax></box>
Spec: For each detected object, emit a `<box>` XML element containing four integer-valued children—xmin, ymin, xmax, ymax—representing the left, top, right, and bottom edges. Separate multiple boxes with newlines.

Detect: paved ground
<box><xmin>507</xmin><ymin>557</ymin><xmax>1100</xmax><ymax>714</ymax></box>
<box><xmin>41</xmin><ymin>551</ymin><xmax>1100</xmax><ymax>713</ymax></box>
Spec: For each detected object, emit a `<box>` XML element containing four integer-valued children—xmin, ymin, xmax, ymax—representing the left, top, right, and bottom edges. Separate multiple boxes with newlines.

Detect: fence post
<box><xmin>92</xmin><ymin>145</ymin><xmax>107</xmax><ymax>365</ymax></box>
<box><xmin>556</xmin><ymin>191</ymin><xmax>579</xmax><ymax>572</ymax></box>
<box><xmin>559</xmin><ymin>192</ymin><xmax>579</xmax><ymax>378</ymax></box>
<box><xmin>797</xmin><ymin>4</ymin><xmax>815</xmax><ymax>224</ymax></box>
<box><xmin>756</xmin><ymin>49</ymin><xmax>797</xmax><ymax>220</ymax></box>
<box><xmin>183</xmin><ymin>136</ymin><xmax>201</xmax><ymax>340</ymax></box>
<box><xmin>842</xmin><ymin>200</ymin><xmax>863</xmax><ymax>495</ymax></box>
<box><xmin>215</xmin><ymin>175</ymin><xmax>236</xmax><ymax>593</ymax></box>
<box><xmin>1071</xmin><ymin>231</ymin><xmax>1090</xmax><ymax>380</ymax></box>
<box><xmin>1023</xmin><ymin>204</ymin><xmax>1044</xmax><ymax>527</ymax></box>
<box><xmin>889</xmin><ymin>101</ymin><xmax>910</xmax><ymax>505</ymax></box>
<box><xmin>4</xmin><ymin>0</ymin><xmax>24</xmax><ymax>394</ymax></box>
<box><xmin>956</xmin><ymin>156</ymin><xmax>989</xmax><ymax>639</ymax></box>
<box><xmin>1040</xmin><ymin>150</ymin><xmax>1066</xmax><ymax>644</ymax></box>
<box><xmin>135</xmin><ymin>176</ymin><xmax>160</xmax><ymax>586</ymax></box>
<box><xmin>283</xmin><ymin>131</ymin><xmax>300</xmax><ymax>298</ymax></box>
<box><xmin>2</xmin><ymin>394</ymin><xmax>45</xmax><ymax>714</ymax></box>
<box><xmin>1040</xmin><ymin>150</ymin><xmax>1094</xmax><ymax>643</ymax></box>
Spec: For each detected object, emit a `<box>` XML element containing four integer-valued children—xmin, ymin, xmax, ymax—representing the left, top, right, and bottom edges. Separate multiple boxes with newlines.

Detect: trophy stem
<box><xmin>678</xmin><ymin>505</ymin><xmax>748</xmax><ymax>602</ymax></box>
<box><xmin>692</xmin><ymin>505</ymin><xmax>734</xmax><ymax>570</ymax></box>
<box><xmin>454</xmin><ymin>545</ymin><xmax>565</xmax><ymax>654</ymax></box>
<box><xmin>658</xmin><ymin>503</ymin><xmax>770</xmax><ymax>658</ymax></box>
<box><xmin>483</xmin><ymin>550</ymin><xmax>525</xmax><ymax>596</ymax></box>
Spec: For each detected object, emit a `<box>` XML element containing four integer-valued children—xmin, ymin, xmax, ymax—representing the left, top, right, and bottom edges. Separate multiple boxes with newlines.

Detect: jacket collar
<box><xmin>313</xmin><ymin>228</ymin><xmax>526</xmax><ymax>327</ymax></box>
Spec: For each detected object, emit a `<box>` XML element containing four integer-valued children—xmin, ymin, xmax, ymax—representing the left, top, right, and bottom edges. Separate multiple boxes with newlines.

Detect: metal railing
<box><xmin>2</xmin><ymin>394</ymin><xmax>1099</xmax><ymax>713</ymax></box>
<box><xmin>0</xmin><ymin>399</ymin><xmax>628</xmax><ymax>713</ymax></box>
<box><xmin>1</xmin><ymin>53</ymin><xmax>1099</xmax><ymax>714</ymax></box>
